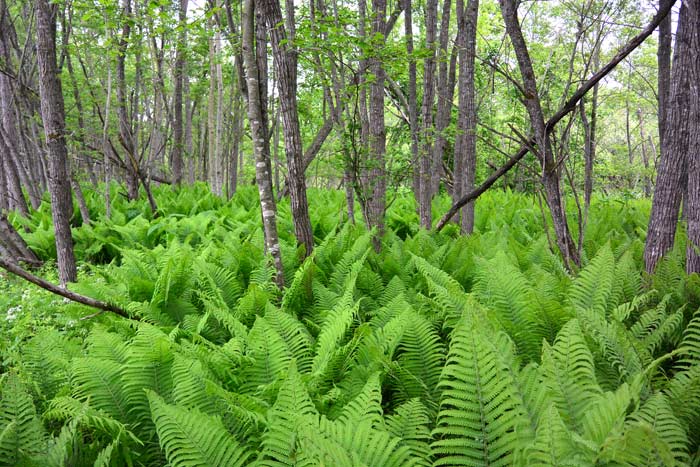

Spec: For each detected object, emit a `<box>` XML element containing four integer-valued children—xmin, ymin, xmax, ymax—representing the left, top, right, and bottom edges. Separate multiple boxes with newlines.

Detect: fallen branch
<box><xmin>0</xmin><ymin>257</ymin><xmax>130</xmax><ymax>319</ymax></box>
<box><xmin>435</xmin><ymin>0</ymin><xmax>676</xmax><ymax>231</ymax></box>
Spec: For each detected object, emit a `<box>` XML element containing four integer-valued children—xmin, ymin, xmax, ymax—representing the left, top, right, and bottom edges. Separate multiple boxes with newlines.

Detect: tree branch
<box><xmin>0</xmin><ymin>257</ymin><xmax>131</xmax><ymax>319</ymax></box>
<box><xmin>435</xmin><ymin>0</ymin><xmax>676</xmax><ymax>231</ymax></box>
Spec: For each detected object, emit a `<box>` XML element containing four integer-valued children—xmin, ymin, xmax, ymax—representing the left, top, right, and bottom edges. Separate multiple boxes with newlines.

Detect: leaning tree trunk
<box><xmin>35</xmin><ymin>0</ymin><xmax>77</xmax><ymax>284</ymax></box>
<box><xmin>0</xmin><ymin>213</ymin><xmax>40</xmax><ymax>266</ymax></box>
<box><xmin>242</xmin><ymin>0</ymin><xmax>284</xmax><ymax>288</ymax></box>
<box><xmin>453</xmin><ymin>0</ymin><xmax>479</xmax><ymax>234</ymax></box>
<box><xmin>259</xmin><ymin>0</ymin><xmax>314</xmax><ymax>257</ymax></box>
<box><xmin>499</xmin><ymin>0</ymin><xmax>579</xmax><ymax>268</ymax></box>
<box><xmin>645</xmin><ymin>0</ymin><xmax>695</xmax><ymax>273</ymax></box>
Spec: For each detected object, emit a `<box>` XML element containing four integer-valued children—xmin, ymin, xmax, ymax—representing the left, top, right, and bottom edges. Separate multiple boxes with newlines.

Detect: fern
<box><xmin>147</xmin><ymin>390</ymin><xmax>251</xmax><ymax>467</ymax></box>
<box><xmin>431</xmin><ymin>315</ymin><xmax>527</xmax><ymax>466</ymax></box>
<box><xmin>0</xmin><ymin>375</ymin><xmax>45</xmax><ymax>465</ymax></box>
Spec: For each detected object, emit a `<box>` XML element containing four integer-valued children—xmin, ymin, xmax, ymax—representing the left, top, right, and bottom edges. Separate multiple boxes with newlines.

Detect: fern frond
<box><xmin>147</xmin><ymin>390</ymin><xmax>251</xmax><ymax>467</ymax></box>
<box><xmin>0</xmin><ymin>375</ymin><xmax>45</xmax><ymax>465</ymax></box>
<box><xmin>431</xmin><ymin>316</ymin><xmax>527</xmax><ymax>466</ymax></box>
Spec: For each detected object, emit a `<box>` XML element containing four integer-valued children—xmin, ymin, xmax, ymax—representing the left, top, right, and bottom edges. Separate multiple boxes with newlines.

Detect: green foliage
<box><xmin>2</xmin><ymin>187</ymin><xmax>700</xmax><ymax>466</ymax></box>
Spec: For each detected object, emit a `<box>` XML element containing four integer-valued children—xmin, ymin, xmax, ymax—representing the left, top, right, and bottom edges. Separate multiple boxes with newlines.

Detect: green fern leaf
<box><xmin>147</xmin><ymin>390</ymin><xmax>251</xmax><ymax>467</ymax></box>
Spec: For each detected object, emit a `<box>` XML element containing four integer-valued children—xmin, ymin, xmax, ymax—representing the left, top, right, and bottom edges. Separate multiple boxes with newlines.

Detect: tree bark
<box><xmin>0</xmin><ymin>213</ymin><xmax>40</xmax><ymax>266</ymax></box>
<box><xmin>682</xmin><ymin>0</ymin><xmax>700</xmax><ymax>273</ymax></box>
<box><xmin>645</xmin><ymin>0</ymin><xmax>695</xmax><ymax>273</ymax></box>
<box><xmin>171</xmin><ymin>0</ymin><xmax>188</xmax><ymax>186</ymax></box>
<box><xmin>259</xmin><ymin>0</ymin><xmax>315</xmax><ymax>257</ymax></box>
<box><xmin>499</xmin><ymin>0</ymin><xmax>580</xmax><ymax>267</ymax></box>
<box><xmin>242</xmin><ymin>0</ymin><xmax>285</xmax><ymax>288</ymax></box>
<box><xmin>432</xmin><ymin>0</ymin><xmax>453</xmax><ymax>198</ymax></box>
<box><xmin>658</xmin><ymin>0</ymin><xmax>672</xmax><ymax>153</ymax></box>
<box><xmin>35</xmin><ymin>0</ymin><xmax>78</xmax><ymax>284</ymax></box>
<box><xmin>419</xmin><ymin>0</ymin><xmax>438</xmax><ymax>228</ymax></box>
<box><xmin>366</xmin><ymin>0</ymin><xmax>387</xmax><ymax>250</ymax></box>
<box><xmin>405</xmin><ymin>0</ymin><xmax>420</xmax><ymax>205</ymax></box>
<box><xmin>453</xmin><ymin>0</ymin><xmax>479</xmax><ymax>234</ymax></box>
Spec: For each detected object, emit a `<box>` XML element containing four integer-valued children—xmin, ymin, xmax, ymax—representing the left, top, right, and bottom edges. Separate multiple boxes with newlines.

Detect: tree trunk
<box><xmin>405</xmin><ymin>0</ymin><xmax>420</xmax><ymax>206</ymax></box>
<box><xmin>682</xmin><ymin>0</ymin><xmax>700</xmax><ymax>273</ymax></box>
<box><xmin>259</xmin><ymin>0</ymin><xmax>315</xmax><ymax>257</ymax></box>
<box><xmin>0</xmin><ymin>213</ymin><xmax>40</xmax><ymax>266</ymax></box>
<box><xmin>453</xmin><ymin>0</ymin><xmax>479</xmax><ymax>234</ymax></box>
<box><xmin>242</xmin><ymin>0</ymin><xmax>285</xmax><ymax>288</ymax></box>
<box><xmin>432</xmin><ymin>0</ymin><xmax>453</xmax><ymax>198</ymax></box>
<box><xmin>366</xmin><ymin>0</ymin><xmax>387</xmax><ymax>250</ymax></box>
<box><xmin>419</xmin><ymin>0</ymin><xmax>438</xmax><ymax>229</ymax></box>
<box><xmin>171</xmin><ymin>0</ymin><xmax>188</xmax><ymax>186</ymax></box>
<box><xmin>35</xmin><ymin>0</ymin><xmax>78</xmax><ymax>284</ymax></box>
<box><xmin>645</xmin><ymin>0</ymin><xmax>695</xmax><ymax>273</ymax></box>
<box><xmin>658</xmin><ymin>0</ymin><xmax>672</xmax><ymax>153</ymax></box>
<box><xmin>499</xmin><ymin>0</ymin><xmax>579</xmax><ymax>267</ymax></box>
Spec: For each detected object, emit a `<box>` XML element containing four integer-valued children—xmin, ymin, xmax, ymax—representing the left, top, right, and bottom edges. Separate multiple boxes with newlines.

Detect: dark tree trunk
<box><xmin>242</xmin><ymin>0</ymin><xmax>284</xmax><ymax>288</ymax></box>
<box><xmin>35</xmin><ymin>0</ymin><xmax>78</xmax><ymax>284</ymax></box>
<box><xmin>658</xmin><ymin>0</ymin><xmax>672</xmax><ymax>153</ymax></box>
<box><xmin>499</xmin><ymin>0</ymin><xmax>579</xmax><ymax>267</ymax></box>
<box><xmin>645</xmin><ymin>0</ymin><xmax>695</xmax><ymax>273</ymax></box>
<box><xmin>453</xmin><ymin>0</ymin><xmax>479</xmax><ymax>234</ymax></box>
<box><xmin>682</xmin><ymin>0</ymin><xmax>700</xmax><ymax>273</ymax></box>
<box><xmin>259</xmin><ymin>0</ymin><xmax>314</xmax><ymax>257</ymax></box>
<box><xmin>0</xmin><ymin>213</ymin><xmax>40</xmax><ymax>266</ymax></box>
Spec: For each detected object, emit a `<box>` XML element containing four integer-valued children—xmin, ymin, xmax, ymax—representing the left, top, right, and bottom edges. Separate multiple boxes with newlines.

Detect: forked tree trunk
<box><xmin>259</xmin><ymin>0</ymin><xmax>314</xmax><ymax>257</ymax></box>
<box><xmin>242</xmin><ymin>0</ymin><xmax>284</xmax><ymax>288</ymax></box>
<box><xmin>36</xmin><ymin>0</ymin><xmax>78</xmax><ymax>284</ymax></box>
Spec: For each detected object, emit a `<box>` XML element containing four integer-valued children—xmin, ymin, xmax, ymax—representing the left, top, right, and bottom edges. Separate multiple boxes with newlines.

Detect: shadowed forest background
<box><xmin>0</xmin><ymin>0</ymin><xmax>700</xmax><ymax>465</ymax></box>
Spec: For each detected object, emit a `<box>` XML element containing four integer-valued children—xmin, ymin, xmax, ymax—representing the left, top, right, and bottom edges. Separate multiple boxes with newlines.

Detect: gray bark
<box><xmin>259</xmin><ymin>0</ymin><xmax>315</xmax><ymax>256</ymax></box>
<box><xmin>36</xmin><ymin>0</ymin><xmax>78</xmax><ymax>284</ymax></box>
<box><xmin>453</xmin><ymin>0</ymin><xmax>479</xmax><ymax>234</ymax></box>
<box><xmin>242</xmin><ymin>0</ymin><xmax>285</xmax><ymax>288</ymax></box>
<box><xmin>645</xmin><ymin>0</ymin><xmax>695</xmax><ymax>273</ymax></box>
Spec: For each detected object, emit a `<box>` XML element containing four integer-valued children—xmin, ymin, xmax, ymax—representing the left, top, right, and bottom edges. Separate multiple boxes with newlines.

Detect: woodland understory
<box><xmin>1</xmin><ymin>0</ymin><xmax>700</xmax><ymax>465</ymax></box>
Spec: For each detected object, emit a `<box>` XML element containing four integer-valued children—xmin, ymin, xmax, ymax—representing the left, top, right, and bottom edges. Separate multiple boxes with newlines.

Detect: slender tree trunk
<box><xmin>645</xmin><ymin>0</ymin><xmax>695</xmax><ymax>273</ymax></box>
<box><xmin>432</xmin><ymin>0</ymin><xmax>453</xmax><ymax>197</ymax></box>
<box><xmin>637</xmin><ymin>108</ymin><xmax>652</xmax><ymax>197</ymax></box>
<box><xmin>658</xmin><ymin>0</ymin><xmax>672</xmax><ymax>153</ymax></box>
<box><xmin>366</xmin><ymin>0</ymin><xmax>387</xmax><ymax>250</ymax></box>
<box><xmin>35</xmin><ymin>0</ymin><xmax>78</xmax><ymax>284</ymax></box>
<box><xmin>419</xmin><ymin>0</ymin><xmax>438</xmax><ymax>229</ymax></box>
<box><xmin>171</xmin><ymin>0</ymin><xmax>188</xmax><ymax>186</ymax></box>
<box><xmin>242</xmin><ymin>0</ymin><xmax>285</xmax><ymax>288</ymax></box>
<box><xmin>259</xmin><ymin>0</ymin><xmax>315</xmax><ymax>256</ymax></box>
<box><xmin>499</xmin><ymin>0</ymin><xmax>579</xmax><ymax>267</ymax></box>
<box><xmin>405</xmin><ymin>0</ymin><xmax>420</xmax><ymax>205</ymax></box>
<box><xmin>453</xmin><ymin>0</ymin><xmax>479</xmax><ymax>234</ymax></box>
<box><xmin>682</xmin><ymin>0</ymin><xmax>700</xmax><ymax>273</ymax></box>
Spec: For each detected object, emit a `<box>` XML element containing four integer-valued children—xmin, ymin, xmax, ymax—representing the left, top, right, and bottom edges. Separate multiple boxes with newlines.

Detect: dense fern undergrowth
<box><xmin>2</xmin><ymin>184</ymin><xmax>700</xmax><ymax>466</ymax></box>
